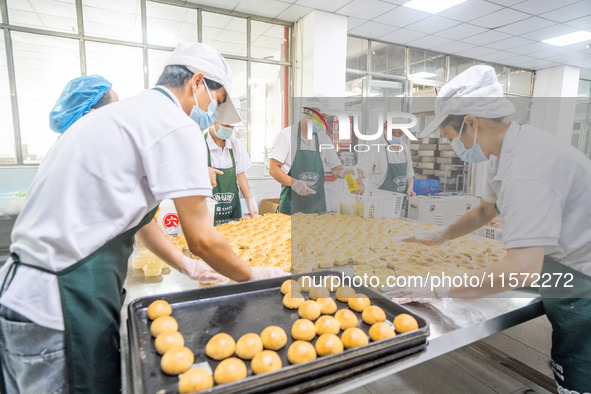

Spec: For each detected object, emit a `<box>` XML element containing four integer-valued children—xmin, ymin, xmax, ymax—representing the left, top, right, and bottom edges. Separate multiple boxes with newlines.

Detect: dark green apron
<box><xmin>278</xmin><ymin>124</ymin><xmax>326</xmax><ymax>215</ymax></box>
<box><xmin>1</xmin><ymin>207</ymin><xmax>158</xmax><ymax>393</ymax></box>
<box><xmin>539</xmin><ymin>258</ymin><xmax>591</xmax><ymax>392</ymax></box>
<box><xmin>205</xmin><ymin>132</ymin><xmax>242</xmax><ymax>226</ymax></box>
<box><xmin>378</xmin><ymin>144</ymin><xmax>408</xmax><ymax>194</ymax></box>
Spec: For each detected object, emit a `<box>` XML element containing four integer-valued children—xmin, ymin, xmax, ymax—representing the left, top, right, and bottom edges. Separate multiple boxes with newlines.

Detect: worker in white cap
<box><xmin>202</xmin><ymin>98</ymin><xmax>258</xmax><ymax>224</ymax></box>
<box><xmin>392</xmin><ymin>65</ymin><xmax>591</xmax><ymax>391</ymax></box>
<box><xmin>0</xmin><ymin>43</ymin><xmax>286</xmax><ymax>393</ymax></box>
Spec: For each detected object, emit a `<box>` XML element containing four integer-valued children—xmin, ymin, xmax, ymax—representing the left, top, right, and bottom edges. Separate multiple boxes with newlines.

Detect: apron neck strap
<box><xmin>153</xmin><ymin>87</ymin><xmax>175</xmax><ymax>104</ymax></box>
<box><xmin>297</xmin><ymin>123</ymin><xmax>319</xmax><ymax>152</ymax></box>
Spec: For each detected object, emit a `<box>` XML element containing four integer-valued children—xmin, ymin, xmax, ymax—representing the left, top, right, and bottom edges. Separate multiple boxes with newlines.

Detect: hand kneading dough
<box><xmin>288</xmin><ymin>341</ymin><xmax>317</xmax><ymax>364</ymax></box>
<box><xmin>280</xmin><ymin>279</ymin><xmax>302</xmax><ymax>294</ymax></box>
<box><xmin>283</xmin><ymin>291</ymin><xmax>305</xmax><ymax>309</ymax></box>
<box><xmin>315</xmin><ymin>333</ymin><xmax>343</xmax><ymax>356</ymax></box>
<box><xmin>334</xmin><ymin>309</ymin><xmax>359</xmax><ymax>330</ymax></box>
<box><xmin>260</xmin><ymin>326</ymin><xmax>287</xmax><ymax>350</ymax></box>
<box><xmin>348</xmin><ymin>294</ymin><xmax>371</xmax><ymax>312</ymax></box>
<box><xmin>178</xmin><ymin>368</ymin><xmax>213</xmax><ymax>394</ymax></box>
<box><xmin>298</xmin><ymin>300</ymin><xmax>321</xmax><ymax>321</ymax></box>
<box><xmin>291</xmin><ymin>319</ymin><xmax>316</xmax><ymax>341</ymax></box>
<box><xmin>214</xmin><ymin>357</ymin><xmax>247</xmax><ymax>385</ymax></box>
<box><xmin>147</xmin><ymin>300</ymin><xmax>172</xmax><ymax>320</ymax></box>
<box><xmin>362</xmin><ymin>305</ymin><xmax>386</xmax><ymax>325</ymax></box>
<box><xmin>314</xmin><ymin>316</ymin><xmax>340</xmax><ymax>335</ymax></box>
<box><xmin>251</xmin><ymin>350</ymin><xmax>282</xmax><ymax>374</ymax></box>
<box><xmin>341</xmin><ymin>328</ymin><xmax>368</xmax><ymax>349</ymax></box>
<box><xmin>235</xmin><ymin>333</ymin><xmax>263</xmax><ymax>360</ymax></box>
<box><xmin>161</xmin><ymin>346</ymin><xmax>194</xmax><ymax>375</ymax></box>
<box><xmin>206</xmin><ymin>333</ymin><xmax>236</xmax><ymax>360</ymax></box>
<box><xmin>316</xmin><ymin>297</ymin><xmax>337</xmax><ymax>315</ymax></box>
<box><xmin>151</xmin><ymin>316</ymin><xmax>178</xmax><ymax>337</ymax></box>
<box><xmin>155</xmin><ymin>331</ymin><xmax>184</xmax><ymax>355</ymax></box>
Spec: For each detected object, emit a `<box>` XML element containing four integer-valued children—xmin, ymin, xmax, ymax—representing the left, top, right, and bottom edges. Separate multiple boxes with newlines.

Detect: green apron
<box><xmin>205</xmin><ymin>132</ymin><xmax>242</xmax><ymax>226</ymax></box>
<box><xmin>278</xmin><ymin>124</ymin><xmax>326</xmax><ymax>215</ymax></box>
<box><xmin>539</xmin><ymin>258</ymin><xmax>591</xmax><ymax>392</ymax></box>
<box><xmin>1</xmin><ymin>206</ymin><xmax>158</xmax><ymax>393</ymax></box>
<box><xmin>378</xmin><ymin>144</ymin><xmax>408</xmax><ymax>194</ymax></box>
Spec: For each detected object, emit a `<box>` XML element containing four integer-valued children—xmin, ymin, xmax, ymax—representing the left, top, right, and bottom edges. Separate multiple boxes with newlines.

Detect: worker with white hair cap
<box><xmin>0</xmin><ymin>42</ymin><xmax>286</xmax><ymax>394</ymax></box>
<box><xmin>393</xmin><ymin>65</ymin><xmax>591</xmax><ymax>391</ymax></box>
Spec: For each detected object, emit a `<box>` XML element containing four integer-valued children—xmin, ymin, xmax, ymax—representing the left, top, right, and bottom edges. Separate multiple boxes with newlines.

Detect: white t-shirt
<box><xmin>269</xmin><ymin>124</ymin><xmax>342</xmax><ymax>174</ymax></box>
<box><xmin>356</xmin><ymin>138</ymin><xmax>415</xmax><ymax>189</ymax></box>
<box><xmin>0</xmin><ymin>86</ymin><xmax>212</xmax><ymax>331</ymax></box>
<box><xmin>204</xmin><ymin>130</ymin><xmax>252</xmax><ymax>174</ymax></box>
<box><xmin>482</xmin><ymin>121</ymin><xmax>591</xmax><ymax>275</ymax></box>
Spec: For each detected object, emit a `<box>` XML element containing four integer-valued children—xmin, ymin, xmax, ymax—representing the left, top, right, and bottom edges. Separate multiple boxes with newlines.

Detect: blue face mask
<box><xmin>214</xmin><ymin>125</ymin><xmax>233</xmax><ymax>140</ymax></box>
<box><xmin>311</xmin><ymin>122</ymin><xmax>321</xmax><ymax>134</ymax></box>
<box><xmin>190</xmin><ymin>83</ymin><xmax>217</xmax><ymax>131</ymax></box>
<box><xmin>388</xmin><ymin>136</ymin><xmax>404</xmax><ymax>144</ymax></box>
<box><xmin>450</xmin><ymin>121</ymin><xmax>488</xmax><ymax>163</ymax></box>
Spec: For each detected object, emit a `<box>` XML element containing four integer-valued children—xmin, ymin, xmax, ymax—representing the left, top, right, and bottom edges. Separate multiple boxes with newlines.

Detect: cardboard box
<box><xmin>259</xmin><ymin>198</ymin><xmax>280</xmax><ymax>214</ymax></box>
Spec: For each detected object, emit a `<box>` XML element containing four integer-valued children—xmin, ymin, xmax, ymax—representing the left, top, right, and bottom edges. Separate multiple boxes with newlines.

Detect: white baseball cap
<box><xmin>420</xmin><ymin>65</ymin><xmax>515</xmax><ymax>137</ymax></box>
<box><xmin>165</xmin><ymin>43</ymin><xmax>242</xmax><ymax>125</ymax></box>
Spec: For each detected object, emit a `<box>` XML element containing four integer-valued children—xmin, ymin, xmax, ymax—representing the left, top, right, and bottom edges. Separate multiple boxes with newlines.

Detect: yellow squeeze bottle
<box><xmin>345</xmin><ymin>173</ymin><xmax>359</xmax><ymax>192</ymax></box>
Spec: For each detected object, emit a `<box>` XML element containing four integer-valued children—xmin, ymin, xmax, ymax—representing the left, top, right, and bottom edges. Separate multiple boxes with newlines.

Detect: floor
<box><xmin>345</xmin><ymin>316</ymin><xmax>554</xmax><ymax>394</ymax></box>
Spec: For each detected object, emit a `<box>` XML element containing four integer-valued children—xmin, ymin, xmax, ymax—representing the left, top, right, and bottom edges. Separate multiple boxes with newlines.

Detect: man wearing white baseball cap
<box><xmin>395</xmin><ymin>65</ymin><xmax>591</xmax><ymax>391</ymax></box>
<box><xmin>0</xmin><ymin>43</ymin><xmax>285</xmax><ymax>393</ymax></box>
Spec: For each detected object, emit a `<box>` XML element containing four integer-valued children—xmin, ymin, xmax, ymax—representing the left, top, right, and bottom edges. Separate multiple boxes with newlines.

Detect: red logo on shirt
<box><xmin>162</xmin><ymin>213</ymin><xmax>179</xmax><ymax>229</ymax></box>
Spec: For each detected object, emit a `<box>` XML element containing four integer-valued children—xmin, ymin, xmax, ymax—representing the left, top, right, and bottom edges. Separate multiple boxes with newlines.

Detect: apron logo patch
<box><xmin>162</xmin><ymin>212</ymin><xmax>179</xmax><ymax>229</ymax></box>
<box><xmin>299</xmin><ymin>172</ymin><xmax>320</xmax><ymax>185</ymax></box>
<box><xmin>213</xmin><ymin>192</ymin><xmax>234</xmax><ymax>204</ymax></box>
<box><xmin>394</xmin><ymin>176</ymin><xmax>406</xmax><ymax>188</ymax></box>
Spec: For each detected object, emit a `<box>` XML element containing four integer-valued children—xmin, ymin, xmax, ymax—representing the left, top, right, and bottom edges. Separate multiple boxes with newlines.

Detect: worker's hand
<box><xmin>335</xmin><ymin>166</ymin><xmax>357</xmax><ymax>179</ymax></box>
<box><xmin>406</xmin><ymin>190</ymin><xmax>416</xmax><ymax>198</ymax></box>
<box><xmin>292</xmin><ymin>180</ymin><xmax>316</xmax><ymax>196</ymax></box>
<box><xmin>208</xmin><ymin>167</ymin><xmax>223</xmax><ymax>188</ymax></box>
<box><xmin>351</xmin><ymin>182</ymin><xmax>365</xmax><ymax>195</ymax></box>
<box><xmin>383</xmin><ymin>283</ymin><xmax>450</xmax><ymax>304</ymax></box>
<box><xmin>245</xmin><ymin>197</ymin><xmax>258</xmax><ymax>217</ymax></box>
<box><xmin>249</xmin><ymin>266</ymin><xmax>289</xmax><ymax>281</ymax></box>
<box><xmin>401</xmin><ymin>228</ymin><xmax>450</xmax><ymax>246</ymax></box>
<box><xmin>180</xmin><ymin>256</ymin><xmax>229</xmax><ymax>284</ymax></box>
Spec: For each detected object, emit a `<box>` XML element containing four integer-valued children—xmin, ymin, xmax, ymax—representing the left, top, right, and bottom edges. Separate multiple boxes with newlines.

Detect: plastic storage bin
<box><xmin>407</xmin><ymin>195</ymin><xmax>480</xmax><ymax>227</ymax></box>
<box><xmin>0</xmin><ymin>193</ymin><xmax>27</xmax><ymax>215</ymax></box>
<box><xmin>413</xmin><ymin>179</ymin><xmax>440</xmax><ymax>196</ymax></box>
<box><xmin>325</xmin><ymin>180</ymin><xmax>405</xmax><ymax>219</ymax></box>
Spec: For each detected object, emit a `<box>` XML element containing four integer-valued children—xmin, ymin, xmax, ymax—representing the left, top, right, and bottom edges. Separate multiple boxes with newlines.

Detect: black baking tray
<box><xmin>127</xmin><ymin>271</ymin><xmax>429</xmax><ymax>393</ymax></box>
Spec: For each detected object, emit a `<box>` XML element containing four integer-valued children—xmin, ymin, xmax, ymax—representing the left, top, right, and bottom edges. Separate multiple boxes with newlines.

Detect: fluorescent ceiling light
<box><xmin>403</xmin><ymin>0</ymin><xmax>467</xmax><ymax>14</ymax></box>
<box><xmin>409</xmin><ymin>71</ymin><xmax>437</xmax><ymax>79</ymax></box>
<box><xmin>542</xmin><ymin>30</ymin><xmax>591</xmax><ymax>46</ymax></box>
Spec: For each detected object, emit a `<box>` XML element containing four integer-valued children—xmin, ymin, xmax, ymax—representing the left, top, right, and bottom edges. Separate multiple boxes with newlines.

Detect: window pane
<box><xmin>346</xmin><ymin>72</ymin><xmax>366</xmax><ymax>97</ymax></box>
<box><xmin>226</xmin><ymin>60</ymin><xmax>247</xmax><ymax>150</ymax></box>
<box><xmin>578</xmin><ymin>79</ymin><xmax>591</xmax><ymax>98</ymax></box>
<box><xmin>83</xmin><ymin>0</ymin><xmax>141</xmax><ymax>42</ymax></box>
<box><xmin>7</xmin><ymin>0</ymin><xmax>77</xmax><ymax>34</ymax></box>
<box><xmin>509</xmin><ymin>69</ymin><xmax>532</xmax><ymax>96</ymax></box>
<box><xmin>202</xmin><ymin>12</ymin><xmax>246</xmax><ymax>57</ymax></box>
<box><xmin>371</xmin><ymin>42</ymin><xmax>405</xmax><ymax>77</ymax></box>
<box><xmin>85</xmin><ymin>42</ymin><xmax>144</xmax><ymax>100</ymax></box>
<box><xmin>448</xmin><ymin>55</ymin><xmax>474</xmax><ymax>81</ymax></box>
<box><xmin>12</xmin><ymin>32</ymin><xmax>80</xmax><ymax>163</ymax></box>
<box><xmin>250</xmin><ymin>63</ymin><xmax>287</xmax><ymax>163</ymax></box>
<box><xmin>251</xmin><ymin>20</ymin><xmax>289</xmax><ymax>62</ymax></box>
<box><xmin>148</xmin><ymin>49</ymin><xmax>172</xmax><ymax>88</ymax></box>
<box><xmin>146</xmin><ymin>2</ymin><xmax>197</xmax><ymax>48</ymax></box>
<box><xmin>368</xmin><ymin>77</ymin><xmax>404</xmax><ymax>97</ymax></box>
<box><xmin>408</xmin><ymin>48</ymin><xmax>446</xmax><ymax>83</ymax></box>
<box><xmin>347</xmin><ymin>36</ymin><xmax>368</xmax><ymax>71</ymax></box>
<box><xmin>0</xmin><ymin>34</ymin><xmax>16</xmax><ymax>163</ymax></box>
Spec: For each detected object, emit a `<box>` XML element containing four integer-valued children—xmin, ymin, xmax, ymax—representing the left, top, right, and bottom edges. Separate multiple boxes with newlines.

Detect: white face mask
<box><xmin>450</xmin><ymin>121</ymin><xmax>488</xmax><ymax>163</ymax></box>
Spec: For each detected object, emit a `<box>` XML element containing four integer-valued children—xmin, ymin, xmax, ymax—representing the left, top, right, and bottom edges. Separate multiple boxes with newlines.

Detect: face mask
<box><xmin>190</xmin><ymin>82</ymin><xmax>217</xmax><ymax>131</ymax></box>
<box><xmin>450</xmin><ymin>121</ymin><xmax>488</xmax><ymax>163</ymax></box>
<box><xmin>388</xmin><ymin>136</ymin><xmax>404</xmax><ymax>144</ymax></box>
<box><xmin>311</xmin><ymin>122</ymin><xmax>321</xmax><ymax>134</ymax></box>
<box><xmin>214</xmin><ymin>125</ymin><xmax>233</xmax><ymax>140</ymax></box>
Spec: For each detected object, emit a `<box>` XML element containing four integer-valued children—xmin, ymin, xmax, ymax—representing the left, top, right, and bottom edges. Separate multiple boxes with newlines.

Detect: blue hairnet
<box><xmin>49</xmin><ymin>75</ymin><xmax>112</xmax><ymax>134</ymax></box>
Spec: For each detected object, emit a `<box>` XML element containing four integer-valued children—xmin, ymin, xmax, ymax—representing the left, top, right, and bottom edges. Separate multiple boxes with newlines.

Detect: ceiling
<box><xmin>188</xmin><ymin>0</ymin><xmax>591</xmax><ymax>75</ymax></box>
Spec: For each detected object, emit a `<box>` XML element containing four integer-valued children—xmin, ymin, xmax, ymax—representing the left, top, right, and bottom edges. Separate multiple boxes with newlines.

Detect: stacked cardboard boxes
<box><xmin>410</xmin><ymin>138</ymin><xmax>465</xmax><ymax>192</ymax></box>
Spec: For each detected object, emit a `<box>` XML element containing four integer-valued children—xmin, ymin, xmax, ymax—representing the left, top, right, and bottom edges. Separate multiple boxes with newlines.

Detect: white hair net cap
<box><xmin>165</xmin><ymin>43</ymin><xmax>241</xmax><ymax>125</ymax></box>
<box><xmin>420</xmin><ymin>65</ymin><xmax>515</xmax><ymax>137</ymax></box>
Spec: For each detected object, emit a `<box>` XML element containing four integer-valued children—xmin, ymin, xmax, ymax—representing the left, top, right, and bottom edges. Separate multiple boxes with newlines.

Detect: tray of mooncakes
<box><xmin>127</xmin><ymin>270</ymin><xmax>429</xmax><ymax>394</ymax></box>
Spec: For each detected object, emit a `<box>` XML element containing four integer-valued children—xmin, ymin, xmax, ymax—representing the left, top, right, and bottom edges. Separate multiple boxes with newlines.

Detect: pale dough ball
<box><xmin>341</xmin><ymin>327</ymin><xmax>369</xmax><ymax>349</ymax></box>
<box><xmin>155</xmin><ymin>331</ymin><xmax>184</xmax><ymax>355</ymax></box>
<box><xmin>348</xmin><ymin>294</ymin><xmax>371</xmax><ymax>312</ymax></box>
<box><xmin>298</xmin><ymin>300</ymin><xmax>321</xmax><ymax>321</ymax></box>
<box><xmin>214</xmin><ymin>357</ymin><xmax>247</xmax><ymax>385</ymax></box>
<box><xmin>280</xmin><ymin>279</ymin><xmax>302</xmax><ymax>294</ymax></box>
<box><xmin>150</xmin><ymin>316</ymin><xmax>178</xmax><ymax>337</ymax></box>
<box><xmin>314</xmin><ymin>315</ymin><xmax>340</xmax><ymax>335</ymax></box>
<box><xmin>260</xmin><ymin>326</ymin><xmax>287</xmax><ymax>350</ymax></box>
<box><xmin>178</xmin><ymin>368</ymin><xmax>213</xmax><ymax>394</ymax></box>
<box><xmin>362</xmin><ymin>305</ymin><xmax>387</xmax><ymax>325</ymax></box>
<box><xmin>288</xmin><ymin>340</ymin><xmax>317</xmax><ymax>364</ymax></box>
<box><xmin>205</xmin><ymin>333</ymin><xmax>236</xmax><ymax>360</ymax></box>
<box><xmin>316</xmin><ymin>297</ymin><xmax>338</xmax><ymax>315</ymax></box>
<box><xmin>334</xmin><ymin>309</ymin><xmax>359</xmax><ymax>330</ymax></box>
<box><xmin>251</xmin><ymin>350</ymin><xmax>282</xmax><ymax>375</ymax></box>
<box><xmin>369</xmin><ymin>322</ymin><xmax>396</xmax><ymax>341</ymax></box>
<box><xmin>283</xmin><ymin>291</ymin><xmax>305</xmax><ymax>309</ymax></box>
<box><xmin>161</xmin><ymin>346</ymin><xmax>194</xmax><ymax>375</ymax></box>
<box><xmin>309</xmin><ymin>286</ymin><xmax>330</xmax><ymax>300</ymax></box>
<box><xmin>291</xmin><ymin>319</ymin><xmax>316</xmax><ymax>341</ymax></box>
<box><xmin>315</xmin><ymin>333</ymin><xmax>344</xmax><ymax>356</ymax></box>
<box><xmin>335</xmin><ymin>286</ymin><xmax>356</xmax><ymax>302</ymax></box>
<box><xmin>147</xmin><ymin>300</ymin><xmax>172</xmax><ymax>320</ymax></box>
<box><xmin>297</xmin><ymin>276</ymin><xmax>313</xmax><ymax>292</ymax></box>
<box><xmin>235</xmin><ymin>333</ymin><xmax>263</xmax><ymax>360</ymax></box>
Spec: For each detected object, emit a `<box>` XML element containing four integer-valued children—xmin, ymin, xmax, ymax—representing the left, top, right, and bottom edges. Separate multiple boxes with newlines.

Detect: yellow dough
<box><xmin>155</xmin><ymin>331</ymin><xmax>184</xmax><ymax>355</ymax></box>
<box><xmin>298</xmin><ymin>300</ymin><xmax>321</xmax><ymax>321</ymax></box>
<box><xmin>335</xmin><ymin>286</ymin><xmax>356</xmax><ymax>302</ymax></box>
<box><xmin>309</xmin><ymin>286</ymin><xmax>330</xmax><ymax>300</ymax></box>
<box><xmin>341</xmin><ymin>327</ymin><xmax>369</xmax><ymax>349</ymax></box>
<box><xmin>205</xmin><ymin>333</ymin><xmax>236</xmax><ymax>360</ymax></box>
<box><xmin>251</xmin><ymin>350</ymin><xmax>282</xmax><ymax>375</ymax></box>
<box><xmin>161</xmin><ymin>346</ymin><xmax>194</xmax><ymax>375</ymax></box>
<box><xmin>314</xmin><ymin>316</ymin><xmax>340</xmax><ymax>335</ymax></box>
<box><xmin>150</xmin><ymin>316</ymin><xmax>178</xmax><ymax>337</ymax></box>
<box><xmin>291</xmin><ymin>319</ymin><xmax>316</xmax><ymax>341</ymax></box>
<box><xmin>369</xmin><ymin>322</ymin><xmax>396</xmax><ymax>341</ymax></box>
<box><xmin>260</xmin><ymin>326</ymin><xmax>287</xmax><ymax>350</ymax></box>
<box><xmin>288</xmin><ymin>341</ymin><xmax>317</xmax><ymax>364</ymax></box>
<box><xmin>334</xmin><ymin>309</ymin><xmax>359</xmax><ymax>330</ymax></box>
<box><xmin>280</xmin><ymin>279</ymin><xmax>301</xmax><ymax>295</ymax></box>
<box><xmin>235</xmin><ymin>333</ymin><xmax>263</xmax><ymax>360</ymax></box>
<box><xmin>316</xmin><ymin>297</ymin><xmax>338</xmax><ymax>315</ymax></box>
<box><xmin>348</xmin><ymin>294</ymin><xmax>371</xmax><ymax>312</ymax></box>
<box><xmin>147</xmin><ymin>300</ymin><xmax>172</xmax><ymax>320</ymax></box>
<box><xmin>214</xmin><ymin>357</ymin><xmax>247</xmax><ymax>385</ymax></box>
<box><xmin>283</xmin><ymin>291</ymin><xmax>305</xmax><ymax>309</ymax></box>
<box><xmin>315</xmin><ymin>333</ymin><xmax>344</xmax><ymax>356</ymax></box>
<box><xmin>362</xmin><ymin>305</ymin><xmax>387</xmax><ymax>325</ymax></box>
<box><xmin>178</xmin><ymin>368</ymin><xmax>214</xmax><ymax>394</ymax></box>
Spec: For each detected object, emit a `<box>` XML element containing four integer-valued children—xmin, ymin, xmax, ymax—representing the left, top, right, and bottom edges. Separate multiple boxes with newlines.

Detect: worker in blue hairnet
<box><xmin>49</xmin><ymin>75</ymin><xmax>119</xmax><ymax>134</ymax></box>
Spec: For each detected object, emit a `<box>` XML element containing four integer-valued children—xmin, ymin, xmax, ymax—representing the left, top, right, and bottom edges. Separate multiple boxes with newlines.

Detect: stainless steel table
<box><xmin>120</xmin><ymin>265</ymin><xmax>544</xmax><ymax>393</ymax></box>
